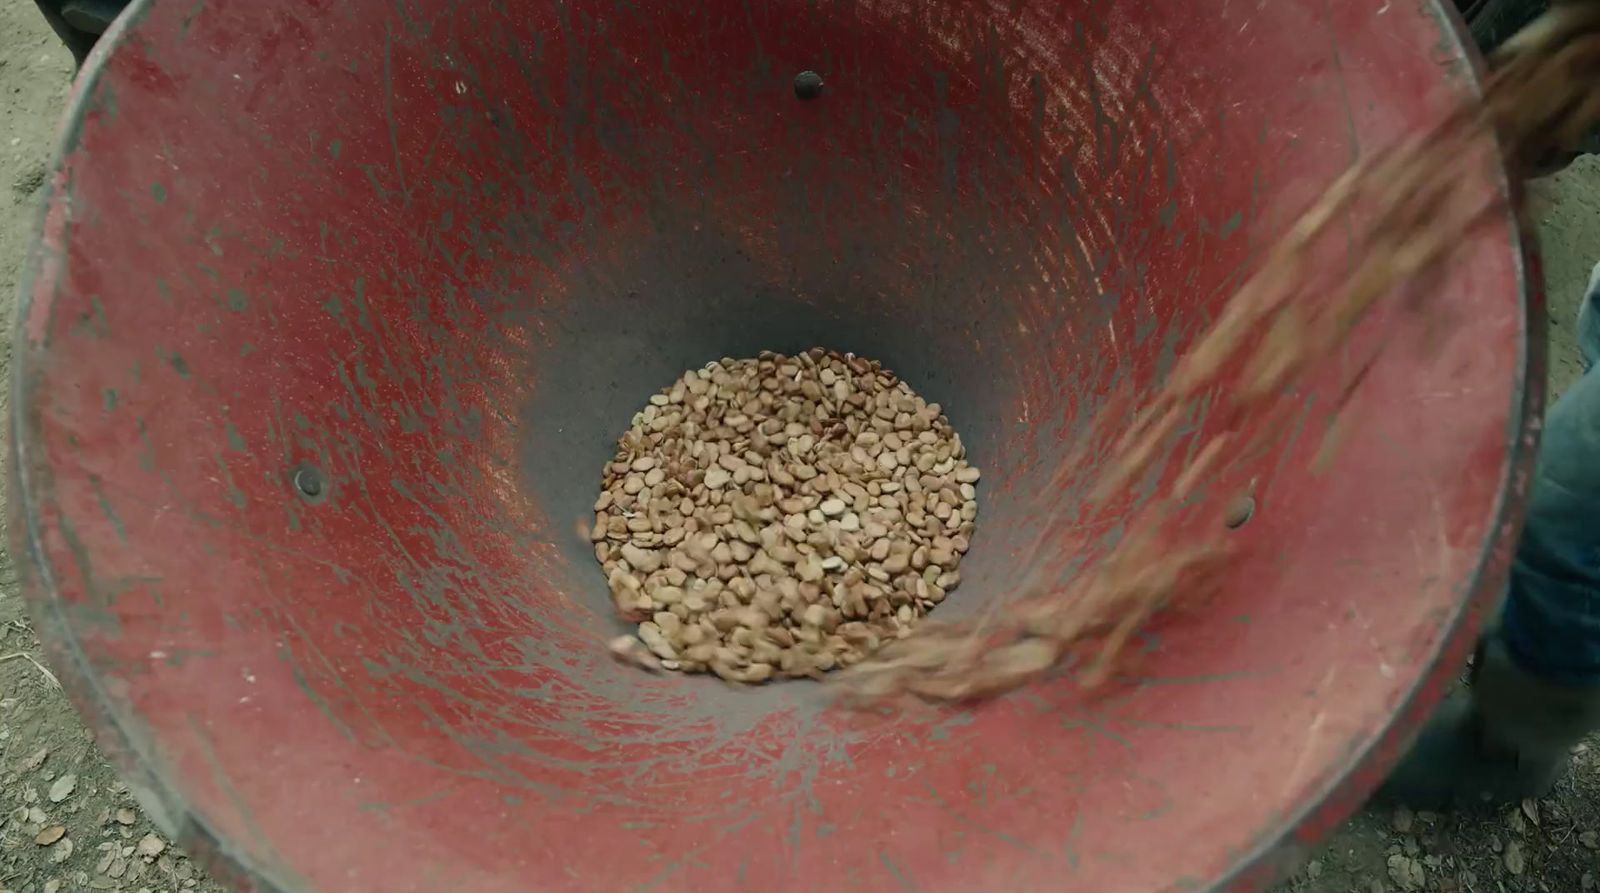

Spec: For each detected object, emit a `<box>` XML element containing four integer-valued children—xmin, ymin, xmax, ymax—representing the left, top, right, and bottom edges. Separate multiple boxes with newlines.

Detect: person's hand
<box><xmin>1496</xmin><ymin>0</ymin><xmax>1599</xmax><ymax>60</ymax></box>
<box><xmin>1492</xmin><ymin>1</ymin><xmax>1600</xmax><ymax>175</ymax></box>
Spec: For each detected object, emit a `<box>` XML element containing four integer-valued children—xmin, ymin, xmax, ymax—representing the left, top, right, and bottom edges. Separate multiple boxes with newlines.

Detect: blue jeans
<box><xmin>1500</xmin><ymin>262</ymin><xmax>1600</xmax><ymax>685</ymax></box>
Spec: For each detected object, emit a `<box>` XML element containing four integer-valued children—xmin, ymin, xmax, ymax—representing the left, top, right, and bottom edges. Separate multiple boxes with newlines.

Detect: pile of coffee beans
<box><xmin>593</xmin><ymin>349</ymin><xmax>979</xmax><ymax>682</ymax></box>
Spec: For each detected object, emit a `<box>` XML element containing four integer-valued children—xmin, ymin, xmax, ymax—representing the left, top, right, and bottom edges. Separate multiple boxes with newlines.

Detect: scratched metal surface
<box><xmin>8</xmin><ymin>0</ymin><xmax>1537</xmax><ymax>891</ymax></box>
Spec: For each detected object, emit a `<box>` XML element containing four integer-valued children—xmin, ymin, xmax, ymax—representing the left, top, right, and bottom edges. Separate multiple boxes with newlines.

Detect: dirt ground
<box><xmin>1</xmin><ymin>2</ymin><xmax>1599</xmax><ymax>891</ymax></box>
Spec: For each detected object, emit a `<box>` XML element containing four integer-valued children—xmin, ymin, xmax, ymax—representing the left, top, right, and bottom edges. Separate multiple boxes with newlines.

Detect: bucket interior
<box><xmin>14</xmin><ymin>1</ymin><xmax>1531</xmax><ymax>891</ymax></box>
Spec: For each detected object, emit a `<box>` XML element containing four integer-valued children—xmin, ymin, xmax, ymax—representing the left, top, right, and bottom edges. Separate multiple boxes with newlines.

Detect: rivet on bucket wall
<box><xmin>291</xmin><ymin>464</ymin><xmax>329</xmax><ymax>504</ymax></box>
<box><xmin>793</xmin><ymin>70</ymin><xmax>824</xmax><ymax>99</ymax></box>
<box><xmin>1223</xmin><ymin>494</ymin><xmax>1256</xmax><ymax>529</ymax></box>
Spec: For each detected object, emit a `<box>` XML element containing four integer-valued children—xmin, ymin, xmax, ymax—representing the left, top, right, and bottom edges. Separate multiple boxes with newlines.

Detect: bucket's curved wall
<box><xmin>13</xmin><ymin>1</ymin><xmax>1532</xmax><ymax>892</ymax></box>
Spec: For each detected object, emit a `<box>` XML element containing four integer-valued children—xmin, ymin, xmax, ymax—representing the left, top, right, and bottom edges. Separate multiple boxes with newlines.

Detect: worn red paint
<box><xmin>11</xmin><ymin>1</ymin><xmax>1537</xmax><ymax>892</ymax></box>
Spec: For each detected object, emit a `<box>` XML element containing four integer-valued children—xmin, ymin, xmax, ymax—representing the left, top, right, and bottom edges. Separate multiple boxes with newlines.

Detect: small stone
<box><xmin>1503</xmin><ymin>840</ymin><xmax>1525</xmax><ymax>875</ymax></box>
<box><xmin>1582</xmin><ymin>871</ymin><xmax>1595</xmax><ymax>892</ymax></box>
<box><xmin>50</xmin><ymin>837</ymin><xmax>73</xmax><ymax>863</ymax></box>
<box><xmin>36</xmin><ymin>825</ymin><xmax>66</xmax><ymax>845</ymax></box>
<box><xmin>21</xmin><ymin>748</ymin><xmax>49</xmax><ymax>771</ymax></box>
<box><xmin>136</xmin><ymin>833</ymin><xmax>166</xmax><ymax>858</ymax></box>
<box><xmin>1305</xmin><ymin>860</ymin><xmax>1323</xmax><ymax>880</ymax></box>
<box><xmin>1387</xmin><ymin>853</ymin><xmax>1424</xmax><ymax>891</ymax></box>
<box><xmin>27</xmin><ymin>806</ymin><xmax>47</xmax><ymax>824</ymax></box>
<box><xmin>48</xmin><ymin>774</ymin><xmax>78</xmax><ymax>804</ymax></box>
<box><xmin>1392</xmin><ymin>805</ymin><xmax>1414</xmax><ymax>834</ymax></box>
<box><xmin>44</xmin><ymin>881</ymin><xmax>62</xmax><ymax>893</ymax></box>
<box><xmin>1580</xmin><ymin>829</ymin><xmax>1598</xmax><ymax>850</ymax></box>
<box><xmin>115</xmin><ymin>808</ymin><xmax>137</xmax><ymax>826</ymax></box>
<box><xmin>1506</xmin><ymin>806</ymin><xmax>1527</xmax><ymax>834</ymax></box>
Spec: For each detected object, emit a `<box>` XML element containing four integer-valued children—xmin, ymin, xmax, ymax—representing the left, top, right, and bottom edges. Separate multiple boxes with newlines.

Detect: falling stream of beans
<box><xmin>832</xmin><ymin>4</ymin><xmax>1600</xmax><ymax>704</ymax></box>
<box><xmin>594</xmin><ymin>6</ymin><xmax>1600</xmax><ymax>703</ymax></box>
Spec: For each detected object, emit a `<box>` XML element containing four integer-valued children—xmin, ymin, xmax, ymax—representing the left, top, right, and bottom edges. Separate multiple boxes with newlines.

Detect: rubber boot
<box><xmin>1377</xmin><ymin>638</ymin><xmax>1600</xmax><ymax>807</ymax></box>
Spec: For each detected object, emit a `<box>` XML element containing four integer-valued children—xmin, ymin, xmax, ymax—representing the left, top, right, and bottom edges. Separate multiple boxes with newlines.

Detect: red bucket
<box><xmin>12</xmin><ymin>1</ymin><xmax>1535</xmax><ymax>891</ymax></box>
